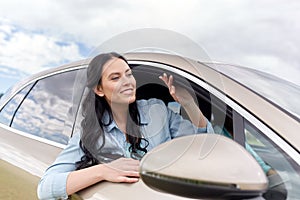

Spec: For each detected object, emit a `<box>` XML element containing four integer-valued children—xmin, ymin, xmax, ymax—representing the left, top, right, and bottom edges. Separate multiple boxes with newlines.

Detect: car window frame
<box><xmin>9</xmin><ymin>82</ymin><xmax>36</xmax><ymax>126</ymax></box>
<box><xmin>128</xmin><ymin>60</ymin><xmax>300</xmax><ymax>166</ymax></box>
<box><xmin>0</xmin><ymin>83</ymin><xmax>35</xmax><ymax>126</ymax></box>
<box><xmin>0</xmin><ymin>65</ymin><xmax>87</xmax><ymax>148</ymax></box>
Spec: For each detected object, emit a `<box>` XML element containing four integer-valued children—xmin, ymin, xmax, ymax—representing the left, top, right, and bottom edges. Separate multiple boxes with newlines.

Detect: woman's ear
<box><xmin>93</xmin><ymin>86</ymin><xmax>104</xmax><ymax>97</ymax></box>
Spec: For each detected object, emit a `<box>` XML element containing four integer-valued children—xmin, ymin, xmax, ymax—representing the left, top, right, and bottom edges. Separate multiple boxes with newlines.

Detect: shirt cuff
<box><xmin>197</xmin><ymin>118</ymin><xmax>214</xmax><ymax>133</ymax></box>
<box><xmin>52</xmin><ymin>172</ymin><xmax>70</xmax><ymax>199</ymax></box>
<box><xmin>38</xmin><ymin>172</ymin><xmax>70</xmax><ymax>200</ymax></box>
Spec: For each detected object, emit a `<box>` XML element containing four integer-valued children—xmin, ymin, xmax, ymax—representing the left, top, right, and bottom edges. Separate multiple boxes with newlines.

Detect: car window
<box><xmin>0</xmin><ymin>84</ymin><xmax>33</xmax><ymax>126</ymax></box>
<box><xmin>10</xmin><ymin>70</ymin><xmax>80</xmax><ymax>145</ymax></box>
<box><xmin>133</xmin><ymin>64</ymin><xmax>212</xmax><ymax>120</ymax></box>
<box><xmin>244</xmin><ymin>120</ymin><xmax>300</xmax><ymax>199</ymax></box>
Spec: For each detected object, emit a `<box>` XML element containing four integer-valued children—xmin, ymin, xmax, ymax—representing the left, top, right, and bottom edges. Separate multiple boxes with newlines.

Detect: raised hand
<box><xmin>159</xmin><ymin>73</ymin><xmax>194</xmax><ymax>106</ymax></box>
<box><xmin>159</xmin><ymin>73</ymin><xmax>207</xmax><ymax>128</ymax></box>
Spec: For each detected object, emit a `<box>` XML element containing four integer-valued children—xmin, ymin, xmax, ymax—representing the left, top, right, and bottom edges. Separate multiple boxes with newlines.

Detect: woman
<box><xmin>37</xmin><ymin>52</ymin><xmax>214</xmax><ymax>199</ymax></box>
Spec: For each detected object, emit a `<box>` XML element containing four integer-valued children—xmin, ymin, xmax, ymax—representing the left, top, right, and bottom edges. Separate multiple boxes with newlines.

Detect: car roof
<box><xmin>0</xmin><ymin>58</ymin><xmax>90</xmax><ymax>106</ymax></box>
<box><xmin>205</xmin><ymin>62</ymin><xmax>300</xmax><ymax>120</ymax></box>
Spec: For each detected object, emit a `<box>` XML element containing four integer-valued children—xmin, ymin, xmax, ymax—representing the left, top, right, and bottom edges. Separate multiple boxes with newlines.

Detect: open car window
<box><xmin>131</xmin><ymin>62</ymin><xmax>237</xmax><ymax>138</ymax></box>
<box><xmin>132</xmin><ymin>63</ymin><xmax>213</xmax><ymax>121</ymax></box>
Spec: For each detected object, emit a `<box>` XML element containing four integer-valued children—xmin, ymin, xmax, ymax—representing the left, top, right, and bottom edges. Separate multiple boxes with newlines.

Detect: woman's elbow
<box><xmin>37</xmin><ymin>178</ymin><xmax>49</xmax><ymax>200</ymax></box>
<box><xmin>37</xmin><ymin>172</ymin><xmax>70</xmax><ymax>199</ymax></box>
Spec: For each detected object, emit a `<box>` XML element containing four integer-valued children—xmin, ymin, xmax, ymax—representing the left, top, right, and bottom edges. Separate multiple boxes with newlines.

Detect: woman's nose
<box><xmin>121</xmin><ymin>75</ymin><xmax>131</xmax><ymax>85</ymax></box>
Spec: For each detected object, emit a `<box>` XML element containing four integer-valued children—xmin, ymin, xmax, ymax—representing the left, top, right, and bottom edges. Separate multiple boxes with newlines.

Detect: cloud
<box><xmin>0</xmin><ymin>0</ymin><xmax>299</xmax><ymax>86</ymax></box>
<box><xmin>0</xmin><ymin>65</ymin><xmax>29</xmax><ymax>92</ymax></box>
<box><xmin>0</xmin><ymin>19</ymin><xmax>83</xmax><ymax>74</ymax></box>
<box><xmin>0</xmin><ymin>65</ymin><xmax>28</xmax><ymax>79</ymax></box>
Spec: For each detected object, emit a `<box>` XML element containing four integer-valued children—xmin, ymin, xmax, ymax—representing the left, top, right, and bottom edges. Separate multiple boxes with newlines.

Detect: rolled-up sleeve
<box><xmin>197</xmin><ymin>118</ymin><xmax>214</xmax><ymax>134</ymax></box>
<box><xmin>166</xmin><ymin>102</ymin><xmax>214</xmax><ymax>138</ymax></box>
<box><xmin>37</xmin><ymin>133</ymin><xmax>83</xmax><ymax>200</ymax></box>
<box><xmin>170</xmin><ymin>114</ymin><xmax>214</xmax><ymax>138</ymax></box>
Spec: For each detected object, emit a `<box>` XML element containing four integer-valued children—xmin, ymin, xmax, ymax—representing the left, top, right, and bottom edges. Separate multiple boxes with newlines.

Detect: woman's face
<box><xmin>94</xmin><ymin>58</ymin><xmax>136</xmax><ymax>105</ymax></box>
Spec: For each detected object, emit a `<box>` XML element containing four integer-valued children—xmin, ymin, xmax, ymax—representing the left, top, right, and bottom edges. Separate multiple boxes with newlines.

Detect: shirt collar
<box><xmin>137</xmin><ymin>101</ymin><xmax>149</xmax><ymax>125</ymax></box>
<box><xmin>102</xmin><ymin>102</ymin><xmax>149</xmax><ymax>133</ymax></box>
<box><xmin>102</xmin><ymin>111</ymin><xmax>117</xmax><ymax>133</ymax></box>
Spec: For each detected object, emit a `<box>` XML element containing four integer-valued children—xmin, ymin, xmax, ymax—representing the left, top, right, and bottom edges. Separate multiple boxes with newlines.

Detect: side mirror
<box><xmin>140</xmin><ymin>134</ymin><xmax>268</xmax><ymax>199</ymax></box>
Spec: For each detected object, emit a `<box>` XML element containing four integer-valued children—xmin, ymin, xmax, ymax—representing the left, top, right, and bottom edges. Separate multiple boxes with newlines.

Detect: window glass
<box><xmin>245</xmin><ymin>121</ymin><xmax>300</xmax><ymax>199</ymax></box>
<box><xmin>0</xmin><ymin>84</ymin><xmax>33</xmax><ymax>126</ymax></box>
<box><xmin>11</xmin><ymin>70</ymin><xmax>80</xmax><ymax>145</ymax></box>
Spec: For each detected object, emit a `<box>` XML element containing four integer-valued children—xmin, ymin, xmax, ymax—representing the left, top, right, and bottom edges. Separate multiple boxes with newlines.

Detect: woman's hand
<box><xmin>159</xmin><ymin>73</ymin><xmax>194</xmax><ymax>106</ymax></box>
<box><xmin>66</xmin><ymin>157</ymin><xmax>139</xmax><ymax>195</ymax></box>
<box><xmin>101</xmin><ymin>157</ymin><xmax>140</xmax><ymax>183</ymax></box>
<box><xmin>159</xmin><ymin>73</ymin><xmax>207</xmax><ymax>128</ymax></box>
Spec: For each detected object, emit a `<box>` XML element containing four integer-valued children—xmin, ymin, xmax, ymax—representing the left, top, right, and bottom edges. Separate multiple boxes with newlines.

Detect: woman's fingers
<box><xmin>168</xmin><ymin>74</ymin><xmax>173</xmax><ymax>88</ymax></box>
<box><xmin>159</xmin><ymin>73</ymin><xmax>171</xmax><ymax>91</ymax></box>
<box><xmin>158</xmin><ymin>73</ymin><xmax>167</xmax><ymax>85</ymax></box>
<box><xmin>118</xmin><ymin>176</ymin><xmax>139</xmax><ymax>183</ymax></box>
<box><xmin>105</xmin><ymin>158</ymin><xmax>139</xmax><ymax>172</ymax></box>
<box><xmin>101</xmin><ymin>158</ymin><xmax>140</xmax><ymax>183</ymax></box>
<box><xmin>123</xmin><ymin>170</ymin><xmax>140</xmax><ymax>178</ymax></box>
<box><xmin>170</xmin><ymin>86</ymin><xmax>178</xmax><ymax>101</ymax></box>
<box><xmin>159</xmin><ymin>73</ymin><xmax>195</xmax><ymax>105</ymax></box>
<box><xmin>159</xmin><ymin>73</ymin><xmax>179</xmax><ymax>101</ymax></box>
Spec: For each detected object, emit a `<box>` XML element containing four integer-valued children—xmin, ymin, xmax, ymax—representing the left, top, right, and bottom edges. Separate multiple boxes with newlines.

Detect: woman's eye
<box><xmin>111</xmin><ymin>76</ymin><xmax>120</xmax><ymax>80</ymax></box>
<box><xmin>126</xmin><ymin>73</ymin><xmax>133</xmax><ymax>77</ymax></box>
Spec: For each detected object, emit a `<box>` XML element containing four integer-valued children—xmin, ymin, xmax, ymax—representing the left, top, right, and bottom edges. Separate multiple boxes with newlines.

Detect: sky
<box><xmin>0</xmin><ymin>0</ymin><xmax>300</xmax><ymax>94</ymax></box>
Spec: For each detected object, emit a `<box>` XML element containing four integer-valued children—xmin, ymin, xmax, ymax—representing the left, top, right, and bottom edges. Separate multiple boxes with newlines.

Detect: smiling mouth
<box><xmin>120</xmin><ymin>88</ymin><xmax>134</xmax><ymax>94</ymax></box>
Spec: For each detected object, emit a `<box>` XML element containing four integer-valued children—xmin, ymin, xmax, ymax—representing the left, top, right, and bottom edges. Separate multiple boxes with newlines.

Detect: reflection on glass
<box><xmin>0</xmin><ymin>84</ymin><xmax>33</xmax><ymax>126</ymax></box>
<box><xmin>245</xmin><ymin>121</ymin><xmax>300</xmax><ymax>199</ymax></box>
<box><xmin>11</xmin><ymin>70</ymin><xmax>80</xmax><ymax>144</ymax></box>
<box><xmin>209</xmin><ymin>63</ymin><xmax>300</xmax><ymax>119</ymax></box>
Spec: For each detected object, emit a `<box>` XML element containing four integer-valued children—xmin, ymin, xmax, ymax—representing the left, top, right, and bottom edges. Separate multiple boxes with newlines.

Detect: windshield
<box><xmin>206</xmin><ymin>63</ymin><xmax>300</xmax><ymax>120</ymax></box>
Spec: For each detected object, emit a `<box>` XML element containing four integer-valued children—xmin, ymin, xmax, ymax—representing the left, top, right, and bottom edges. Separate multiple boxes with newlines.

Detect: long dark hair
<box><xmin>76</xmin><ymin>52</ymin><xmax>148</xmax><ymax>170</ymax></box>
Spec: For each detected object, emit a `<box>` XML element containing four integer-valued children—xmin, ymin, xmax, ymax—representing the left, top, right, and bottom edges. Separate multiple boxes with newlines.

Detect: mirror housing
<box><xmin>140</xmin><ymin>134</ymin><xmax>268</xmax><ymax>199</ymax></box>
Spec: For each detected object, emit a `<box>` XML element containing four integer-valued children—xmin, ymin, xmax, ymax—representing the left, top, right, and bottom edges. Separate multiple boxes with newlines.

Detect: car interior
<box><xmin>132</xmin><ymin>63</ymin><xmax>229</xmax><ymax>135</ymax></box>
<box><xmin>133</xmin><ymin>64</ymin><xmax>212</xmax><ymax>118</ymax></box>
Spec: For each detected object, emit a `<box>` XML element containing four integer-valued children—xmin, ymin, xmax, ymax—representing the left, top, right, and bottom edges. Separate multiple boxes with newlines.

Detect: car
<box><xmin>0</xmin><ymin>52</ymin><xmax>299</xmax><ymax>199</ymax></box>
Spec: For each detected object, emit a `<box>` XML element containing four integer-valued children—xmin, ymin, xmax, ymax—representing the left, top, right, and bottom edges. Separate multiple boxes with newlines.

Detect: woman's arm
<box><xmin>159</xmin><ymin>73</ymin><xmax>207</xmax><ymax>128</ymax></box>
<box><xmin>66</xmin><ymin>158</ymin><xmax>140</xmax><ymax>195</ymax></box>
<box><xmin>180</xmin><ymin>99</ymin><xmax>207</xmax><ymax>128</ymax></box>
<box><xmin>38</xmin><ymin>132</ymin><xmax>139</xmax><ymax>199</ymax></box>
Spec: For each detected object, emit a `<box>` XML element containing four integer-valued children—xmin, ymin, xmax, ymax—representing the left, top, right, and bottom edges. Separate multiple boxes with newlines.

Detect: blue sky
<box><xmin>0</xmin><ymin>0</ymin><xmax>300</xmax><ymax>94</ymax></box>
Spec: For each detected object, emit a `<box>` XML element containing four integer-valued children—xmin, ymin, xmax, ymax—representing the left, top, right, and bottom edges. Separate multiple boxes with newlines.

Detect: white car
<box><xmin>0</xmin><ymin>52</ymin><xmax>299</xmax><ymax>199</ymax></box>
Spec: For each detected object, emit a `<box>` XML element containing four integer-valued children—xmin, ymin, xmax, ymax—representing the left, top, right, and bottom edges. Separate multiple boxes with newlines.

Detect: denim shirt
<box><xmin>37</xmin><ymin>98</ymin><xmax>214</xmax><ymax>200</ymax></box>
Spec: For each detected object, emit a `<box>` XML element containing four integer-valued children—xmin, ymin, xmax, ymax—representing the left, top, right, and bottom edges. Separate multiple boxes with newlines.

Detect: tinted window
<box><xmin>245</xmin><ymin>121</ymin><xmax>300</xmax><ymax>199</ymax></box>
<box><xmin>10</xmin><ymin>70</ymin><xmax>80</xmax><ymax>144</ymax></box>
<box><xmin>0</xmin><ymin>84</ymin><xmax>33</xmax><ymax>126</ymax></box>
